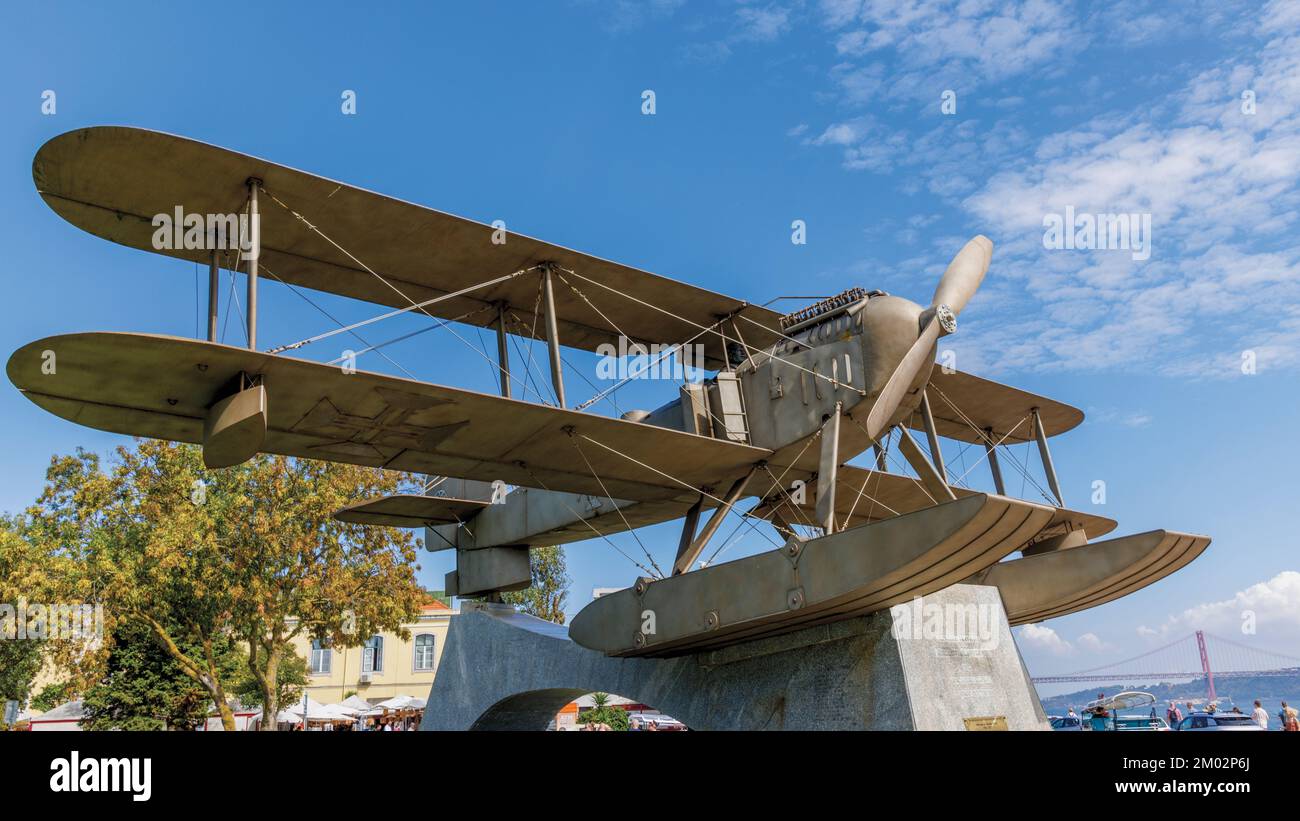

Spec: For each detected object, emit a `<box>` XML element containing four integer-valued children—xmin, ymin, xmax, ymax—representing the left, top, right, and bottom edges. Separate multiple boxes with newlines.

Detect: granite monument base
<box><xmin>421</xmin><ymin>583</ymin><xmax>1049</xmax><ymax>731</ymax></box>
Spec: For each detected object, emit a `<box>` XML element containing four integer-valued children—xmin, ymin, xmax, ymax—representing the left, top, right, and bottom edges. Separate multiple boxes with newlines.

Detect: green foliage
<box><xmin>576</xmin><ymin>692</ymin><xmax>629</xmax><ymax>731</ymax></box>
<box><xmin>233</xmin><ymin>649</ymin><xmax>306</xmax><ymax>710</ymax></box>
<box><xmin>502</xmin><ymin>546</ymin><xmax>570</xmax><ymax>624</ymax></box>
<box><xmin>30</xmin><ymin>682</ymin><xmax>75</xmax><ymax>712</ymax></box>
<box><xmin>0</xmin><ymin>639</ymin><xmax>43</xmax><ymax>703</ymax></box>
<box><xmin>424</xmin><ymin>589</ymin><xmax>452</xmax><ymax>608</ymax></box>
<box><xmin>82</xmin><ymin>620</ymin><xmax>240</xmax><ymax>731</ymax></box>
<box><xmin>0</xmin><ymin>523</ymin><xmax>45</xmax><ymax>702</ymax></box>
<box><xmin>23</xmin><ymin>440</ymin><xmax>426</xmax><ymax>729</ymax></box>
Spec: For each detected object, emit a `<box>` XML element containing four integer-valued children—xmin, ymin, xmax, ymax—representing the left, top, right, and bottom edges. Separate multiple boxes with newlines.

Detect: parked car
<box><xmin>1049</xmin><ymin>715</ymin><xmax>1083</xmax><ymax>731</ymax></box>
<box><xmin>1174</xmin><ymin>712</ymin><xmax>1263</xmax><ymax>731</ymax></box>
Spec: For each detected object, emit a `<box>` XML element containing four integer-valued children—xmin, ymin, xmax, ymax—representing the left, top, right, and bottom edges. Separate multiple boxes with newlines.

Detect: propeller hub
<box><xmin>936</xmin><ymin>304</ymin><xmax>957</xmax><ymax>334</ymax></box>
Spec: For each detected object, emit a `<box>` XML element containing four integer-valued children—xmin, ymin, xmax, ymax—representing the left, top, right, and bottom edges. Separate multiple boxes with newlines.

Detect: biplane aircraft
<box><xmin>9</xmin><ymin>126</ymin><xmax>1209</xmax><ymax>657</ymax></box>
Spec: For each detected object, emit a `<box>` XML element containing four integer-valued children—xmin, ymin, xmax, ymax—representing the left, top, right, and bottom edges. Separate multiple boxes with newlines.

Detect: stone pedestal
<box><xmin>421</xmin><ymin>584</ymin><xmax>1048</xmax><ymax>731</ymax></box>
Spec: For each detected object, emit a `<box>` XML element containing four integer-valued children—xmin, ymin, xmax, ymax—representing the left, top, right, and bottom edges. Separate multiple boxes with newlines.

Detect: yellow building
<box><xmin>286</xmin><ymin>601</ymin><xmax>455</xmax><ymax>704</ymax></box>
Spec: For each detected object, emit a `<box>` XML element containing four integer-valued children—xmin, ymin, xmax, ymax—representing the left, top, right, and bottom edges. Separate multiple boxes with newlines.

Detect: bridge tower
<box><xmin>1196</xmin><ymin>630</ymin><xmax>1217</xmax><ymax>702</ymax></box>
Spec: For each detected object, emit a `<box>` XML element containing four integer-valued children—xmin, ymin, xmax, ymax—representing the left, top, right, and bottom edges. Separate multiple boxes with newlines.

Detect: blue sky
<box><xmin>1</xmin><ymin>1</ymin><xmax>1298</xmax><ymax>688</ymax></box>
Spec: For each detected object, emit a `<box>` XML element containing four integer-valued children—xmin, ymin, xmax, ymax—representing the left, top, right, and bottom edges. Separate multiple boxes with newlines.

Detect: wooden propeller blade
<box><xmin>932</xmin><ymin>235</ymin><xmax>992</xmax><ymax>316</ymax></box>
<box><xmin>863</xmin><ymin>318</ymin><xmax>940</xmax><ymax>442</ymax></box>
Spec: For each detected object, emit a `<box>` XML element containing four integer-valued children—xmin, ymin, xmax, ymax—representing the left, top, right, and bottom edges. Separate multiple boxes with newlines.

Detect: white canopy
<box><xmin>340</xmin><ymin>695</ymin><xmax>374</xmax><ymax>711</ymax></box>
<box><xmin>282</xmin><ymin>697</ymin><xmax>355</xmax><ymax>722</ymax></box>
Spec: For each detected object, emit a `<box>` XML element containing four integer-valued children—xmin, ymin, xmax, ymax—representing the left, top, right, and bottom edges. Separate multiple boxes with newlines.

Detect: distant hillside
<box><xmin>1039</xmin><ymin>670</ymin><xmax>1300</xmax><ymax>713</ymax></box>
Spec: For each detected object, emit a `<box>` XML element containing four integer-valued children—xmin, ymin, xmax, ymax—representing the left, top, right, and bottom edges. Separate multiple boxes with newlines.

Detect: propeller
<box><xmin>862</xmin><ymin>235</ymin><xmax>992</xmax><ymax>442</ymax></box>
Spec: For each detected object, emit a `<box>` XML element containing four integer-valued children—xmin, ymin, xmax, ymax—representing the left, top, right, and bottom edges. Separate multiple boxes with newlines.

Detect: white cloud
<box><xmin>596</xmin><ymin>0</ymin><xmax>686</xmax><ymax>33</ymax></box>
<box><xmin>1085</xmin><ymin>406</ymin><xmax>1153</xmax><ymax>428</ymax></box>
<box><xmin>817</xmin><ymin>0</ymin><xmax>1083</xmax><ymax>101</ymax></box>
<box><xmin>1137</xmin><ymin>571</ymin><xmax>1300</xmax><ymax>649</ymax></box>
<box><xmin>795</xmin><ymin>2</ymin><xmax>1300</xmax><ymax>377</ymax></box>
<box><xmin>734</xmin><ymin>4</ymin><xmax>793</xmax><ymax>42</ymax></box>
<box><xmin>1077</xmin><ymin>632</ymin><xmax>1115</xmax><ymax>653</ymax></box>
<box><xmin>680</xmin><ymin>2</ymin><xmax>798</xmax><ymax>63</ymax></box>
<box><xmin>1016</xmin><ymin>622</ymin><xmax>1074</xmax><ymax>656</ymax></box>
<box><xmin>956</xmin><ymin>28</ymin><xmax>1300</xmax><ymax>375</ymax></box>
<box><xmin>1016</xmin><ymin>624</ymin><xmax>1119</xmax><ymax>657</ymax></box>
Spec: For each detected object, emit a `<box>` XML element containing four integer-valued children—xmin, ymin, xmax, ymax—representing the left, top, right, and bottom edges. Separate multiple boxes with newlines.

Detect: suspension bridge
<box><xmin>1030</xmin><ymin>631</ymin><xmax>1300</xmax><ymax>701</ymax></box>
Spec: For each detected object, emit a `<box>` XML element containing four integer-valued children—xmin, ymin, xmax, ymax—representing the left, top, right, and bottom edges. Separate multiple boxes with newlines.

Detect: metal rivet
<box><xmin>704</xmin><ymin>610</ymin><xmax>719</xmax><ymax>630</ymax></box>
<box><xmin>787</xmin><ymin>588</ymin><xmax>804</xmax><ymax>610</ymax></box>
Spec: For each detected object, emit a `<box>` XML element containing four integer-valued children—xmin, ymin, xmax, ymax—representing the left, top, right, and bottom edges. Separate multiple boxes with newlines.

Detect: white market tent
<box><xmin>281</xmin><ymin>697</ymin><xmax>356</xmax><ymax>723</ymax></box>
<box><xmin>375</xmin><ymin>695</ymin><xmax>425</xmax><ymax>710</ymax></box>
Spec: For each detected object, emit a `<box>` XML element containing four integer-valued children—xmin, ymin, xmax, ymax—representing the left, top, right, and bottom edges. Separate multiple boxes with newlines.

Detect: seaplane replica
<box><xmin>10</xmin><ymin>127</ymin><xmax>1209</xmax><ymax>659</ymax></box>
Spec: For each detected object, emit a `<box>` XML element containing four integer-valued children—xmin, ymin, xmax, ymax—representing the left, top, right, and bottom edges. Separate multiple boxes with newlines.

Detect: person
<box><xmin>1252</xmin><ymin>700</ymin><xmax>1269</xmax><ymax>730</ymax></box>
<box><xmin>1089</xmin><ymin>694</ymin><xmax>1110</xmax><ymax>731</ymax></box>
<box><xmin>1171</xmin><ymin>703</ymin><xmax>1183</xmax><ymax>725</ymax></box>
<box><xmin>1280</xmin><ymin>701</ymin><xmax>1299</xmax><ymax>732</ymax></box>
<box><xmin>628</xmin><ymin>717</ymin><xmax>642</xmax><ymax>731</ymax></box>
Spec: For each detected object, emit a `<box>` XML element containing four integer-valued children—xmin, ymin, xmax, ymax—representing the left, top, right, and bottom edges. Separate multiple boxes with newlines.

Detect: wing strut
<box><xmin>245</xmin><ymin>178</ymin><xmax>260</xmax><ymax>350</ymax></box>
<box><xmin>672</xmin><ymin>465</ymin><xmax>759</xmax><ymax>575</ymax></box>
<box><xmin>206</xmin><ymin>250</ymin><xmax>219</xmax><ymax>342</ymax></box>
<box><xmin>897</xmin><ymin>427</ymin><xmax>956</xmax><ymax>503</ymax></box>
<box><xmin>675</xmin><ymin>495</ymin><xmax>705</xmax><ymax>567</ymax></box>
<box><xmin>814</xmin><ymin>403</ymin><xmax>842</xmax><ymax>533</ymax></box>
<box><xmin>1032</xmin><ymin>407</ymin><xmax>1064</xmax><ymax>506</ymax></box>
<box><xmin>541</xmin><ymin>264</ymin><xmax>566</xmax><ymax>407</ymax></box>
<box><xmin>918</xmin><ymin>391</ymin><xmax>947</xmax><ymax>483</ymax></box>
<box><xmin>495</xmin><ymin>302</ymin><xmax>512</xmax><ymax>399</ymax></box>
<box><xmin>983</xmin><ymin>427</ymin><xmax>1006</xmax><ymax>495</ymax></box>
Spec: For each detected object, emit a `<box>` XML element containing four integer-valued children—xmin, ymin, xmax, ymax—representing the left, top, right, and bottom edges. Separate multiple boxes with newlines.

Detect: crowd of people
<box><xmin>1068</xmin><ymin>692</ymin><xmax>1300</xmax><ymax>731</ymax></box>
<box><xmin>1162</xmin><ymin>698</ymin><xmax>1299</xmax><ymax>730</ymax></box>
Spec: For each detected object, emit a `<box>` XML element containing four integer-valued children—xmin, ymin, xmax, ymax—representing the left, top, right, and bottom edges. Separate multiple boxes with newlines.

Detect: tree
<box><xmin>0</xmin><ymin>523</ymin><xmax>45</xmax><ymax>706</ymax></box>
<box><xmin>25</xmin><ymin>440</ymin><xmax>426</xmax><ymax>730</ymax></box>
<box><xmin>0</xmin><ymin>639</ymin><xmax>42</xmax><ymax>705</ymax></box>
<box><xmin>233</xmin><ymin>648</ymin><xmax>306</xmax><ymax>713</ymax></box>
<box><xmin>502</xmin><ymin>546</ymin><xmax>570</xmax><ymax>624</ymax></box>
<box><xmin>576</xmin><ymin>692</ymin><xmax>629</xmax><ymax>731</ymax></box>
<box><xmin>30</xmin><ymin>682</ymin><xmax>75</xmax><ymax>712</ymax></box>
<box><xmin>82</xmin><ymin>619</ymin><xmax>240</xmax><ymax>731</ymax></box>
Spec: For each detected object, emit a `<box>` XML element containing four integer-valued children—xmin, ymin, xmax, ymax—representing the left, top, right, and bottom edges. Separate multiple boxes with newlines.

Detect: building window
<box><xmin>362</xmin><ymin>635</ymin><xmax>384</xmax><ymax>673</ymax></box>
<box><xmin>310</xmin><ymin>639</ymin><xmax>332</xmax><ymax>675</ymax></box>
<box><xmin>413</xmin><ymin>634</ymin><xmax>435</xmax><ymax>672</ymax></box>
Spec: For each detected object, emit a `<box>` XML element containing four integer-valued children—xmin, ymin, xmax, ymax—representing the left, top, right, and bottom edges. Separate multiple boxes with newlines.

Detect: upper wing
<box><xmin>8</xmin><ymin>333</ymin><xmax>771</xmax><ymax>503</ymax></box>
<box><xmin>914</xmin><ymin>369</ymin><xmax>1084</xmax><ymax>443</ymax></box>
<box><xmin>33</xmin><ymin>127</ymin><xmax>784</xmax><ymax>368</ymax></box>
